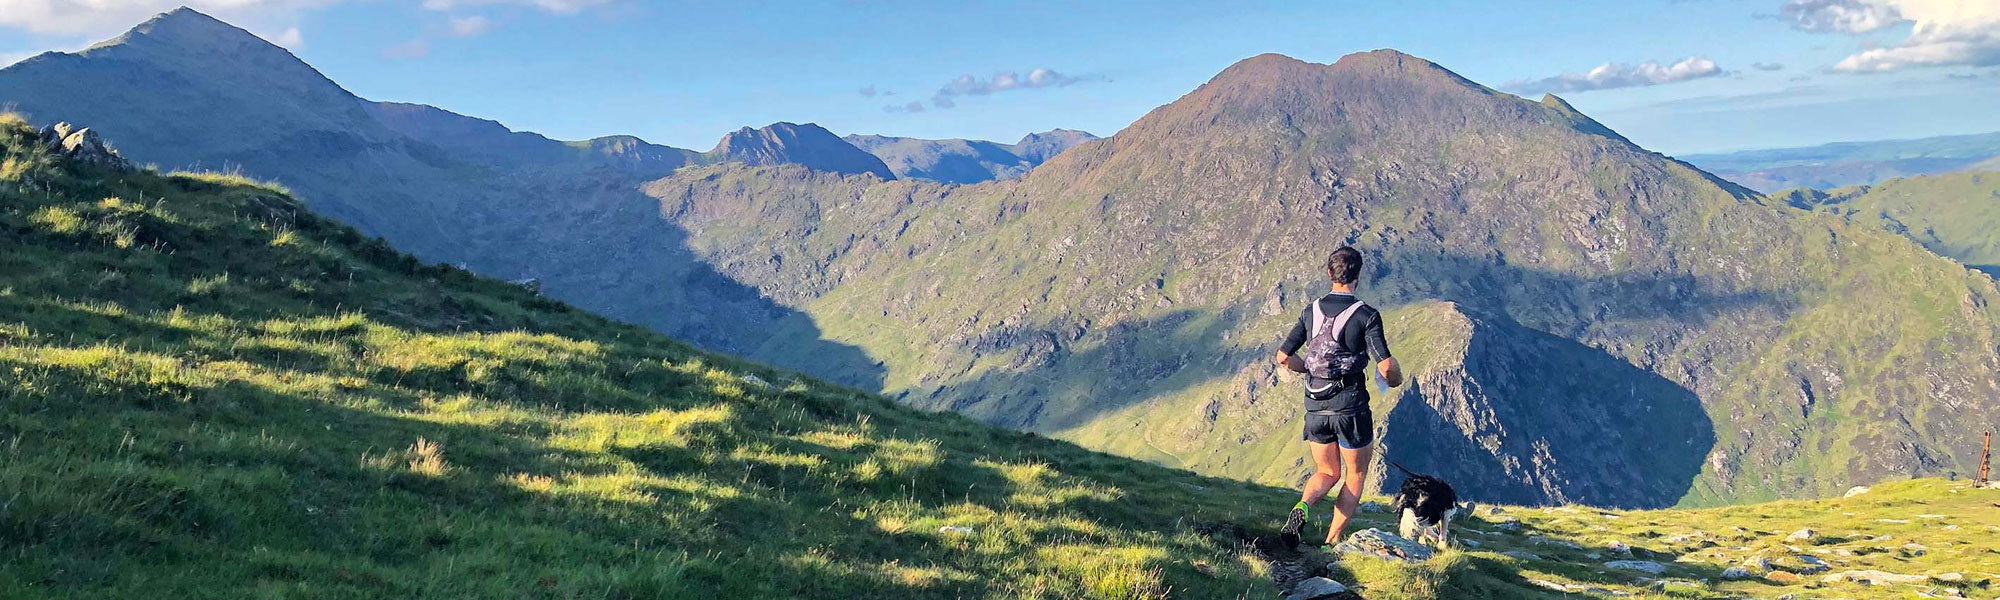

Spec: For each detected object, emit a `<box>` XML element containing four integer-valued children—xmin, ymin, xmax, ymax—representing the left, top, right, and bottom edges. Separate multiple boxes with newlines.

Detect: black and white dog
<box><xmin>1390</xmin><ymin>462</ymin><xmax>1459</xmax><ymax>548</ymax></box>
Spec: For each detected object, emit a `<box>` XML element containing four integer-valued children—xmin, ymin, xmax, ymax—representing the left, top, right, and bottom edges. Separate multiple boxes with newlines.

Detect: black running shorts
<box><xmin>1303</xmin><ymin>410</ymin><xmax>1374</xmax><ymax>449</ymax></box>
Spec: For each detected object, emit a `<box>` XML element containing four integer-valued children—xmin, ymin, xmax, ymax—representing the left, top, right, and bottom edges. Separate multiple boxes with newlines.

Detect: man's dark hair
<box><xmin>1326</xmin><ymin>246</ymin><xmax>1363</xmax><ymax>285</ymax></box>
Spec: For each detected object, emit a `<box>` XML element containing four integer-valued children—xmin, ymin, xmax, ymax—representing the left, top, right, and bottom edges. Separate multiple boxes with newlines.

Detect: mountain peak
<box><xmin>709</xmin><ymin>122</ymin><xmax>895</xmax><ymax>179</ymax></box>
<box><xmin>92</xmin><ymin>7</ymin><xmax>271</xmax><ymax>54</ymax></box>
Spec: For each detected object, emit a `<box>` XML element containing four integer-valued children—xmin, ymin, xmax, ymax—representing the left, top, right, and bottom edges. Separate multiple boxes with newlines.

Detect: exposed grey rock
<box><xmin>1604</xmin><ymin>560</ymin><xmax>1666</xmax><ymax>575</ymax></box>
<box><xmin>1786</xmin><ymin>528</ymin><xmax>1816</xmax><ymax>542</ymax></box>
<box><xmin>1844</xmin><ymin>485</ymin><xmax>1871</xmax><ymax>497</ymax></box>
<box><xmin>1283</xmin><ymin>577</ymin><xmax>1352</xmax><ymax>600</ymax></box>
<box><xmin>1721</xmin><ymin>566</ymin><xmax>1753</xmax><ymax>579</ymax></box>
<box><xmin>36</xmin><ymin>122</ymin><xmax>131</xmax><ymax>170</ymax></box>
<box><xmin>1332</xmin><ymin>528</ymin><xmax>1433</xmax><ymax>563</ymax></box>
<box><xmin>1503</xmin><ymin>550</ymin><xmax>1541</xmax><ymax>561</ymax></box>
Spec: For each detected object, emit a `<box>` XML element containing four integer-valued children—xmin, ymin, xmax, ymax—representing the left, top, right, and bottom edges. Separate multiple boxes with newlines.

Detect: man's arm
<box><xmin>1276</xmin><ymin>307</ymin><xmax>1310</xmax><ymax>373</ymax></box>
<box><xmin>1275</xmin><ymin>349</ymin><xmax>1309</xmax><ymax>373</ymax></box>
<box><xmin>1366</xmin><ymin>310</ymin><xmax>1403</xmax><ymax>387</ymax></box>
<box><xmin>1377</xmin><ymin>356</ymin><xmax>1403</xmax><ymax>388</ymax></box>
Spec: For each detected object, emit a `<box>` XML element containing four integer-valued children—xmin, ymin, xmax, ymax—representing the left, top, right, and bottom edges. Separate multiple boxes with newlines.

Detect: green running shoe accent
<box><xmin>1280</xmin><ymin>502</ymin><xmax>1308</xmax><ymax>539</ymax></box>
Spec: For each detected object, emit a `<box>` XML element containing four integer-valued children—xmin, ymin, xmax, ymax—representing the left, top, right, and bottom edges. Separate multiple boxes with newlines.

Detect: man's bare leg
<box><xmin>1283</xmin><ymin>441</ymin><xmax>1342</xmax><ymax>543</ymax></box>
<box><xmin>1324</xmin><ymin>443</ymin><xmax>1375</xmax><ymax>545</ymax></box>
<box><xmin>1300</xmin><ymin>441</ymin><xmax>1341</xmax><ymax>505</ymax></box>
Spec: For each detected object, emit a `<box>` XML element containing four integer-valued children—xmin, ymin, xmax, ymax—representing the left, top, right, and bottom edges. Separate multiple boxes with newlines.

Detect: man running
<box><xmin>1274</xmin><ymin>246</ymin><xmax>1402</xmax><ymax>547</ymax></box>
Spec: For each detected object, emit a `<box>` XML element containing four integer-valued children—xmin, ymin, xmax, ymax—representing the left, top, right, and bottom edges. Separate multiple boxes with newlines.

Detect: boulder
<box><xmin>1786</xmin><ymin>528</ymin><xmax>1816</xmax><ymax>543</ymax></box>
<box><xmin>36</xmin><ymin>122</ymin><xmax>131</xmax><ymax>171</ymax></box>
<box><xmin>1603</xmin><ymin>560</ymin><xmax>1666</xmax><ymax>575</ymax></box>
<box><xmin>1331</xmin><ymin>528</ymin><xmax>1434</xmax><ymax>563</ymax></box>
<box><xmin>1722</xmin><ymin>566</ymin><xmax>1753</xmax><ymax>579</ymax></box>
<box><xmin>1284</xmin><ymin>577</ymin><xmax>1352</xmax><ymax>600</ymax></box>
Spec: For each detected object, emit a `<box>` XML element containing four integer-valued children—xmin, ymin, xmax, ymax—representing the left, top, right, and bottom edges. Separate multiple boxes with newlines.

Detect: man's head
<box><xmin>1326</xmin><ymin>246</ymin><xmax>1363</xmax><ymax>286</ymax></box>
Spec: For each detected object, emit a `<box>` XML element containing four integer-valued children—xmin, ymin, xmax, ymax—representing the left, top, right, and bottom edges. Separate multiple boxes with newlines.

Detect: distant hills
<box><xmin>847</xmin><ymin>129</ymin><xmax>1099</xmax><ymax>183</ymax></box>
<box><xmin>1683</xmin><ymin>131</ymin><xmax>2000</xmax><ymax>193</ymax></box>
<box><xmin>4</xmin><ymin>8</ymin><xmax>1999</xmax><ymax>509</ymax></box>
<box><xmin>1777</xmin><ymin>170</ymin><xmax>2000</xmax><ymax>277</ymax></box>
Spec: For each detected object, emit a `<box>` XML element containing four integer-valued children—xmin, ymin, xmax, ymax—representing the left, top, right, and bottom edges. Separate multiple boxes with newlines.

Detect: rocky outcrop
<box><xmin>36</xmin><ymin>122</ymin><xmax>130</xmax><ymax>170</ymax></box>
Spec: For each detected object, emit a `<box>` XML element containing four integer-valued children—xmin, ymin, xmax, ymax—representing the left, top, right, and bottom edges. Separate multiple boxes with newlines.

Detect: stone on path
<box><xmin>1331</xmin><ymin>528</ymin><xmax>1434</xmax><ymax>563</ymax></box>
<box><xmin>1284</xmin><ymin>577</ymin><xmax>1353</xmax><ymax>600</ymax></box>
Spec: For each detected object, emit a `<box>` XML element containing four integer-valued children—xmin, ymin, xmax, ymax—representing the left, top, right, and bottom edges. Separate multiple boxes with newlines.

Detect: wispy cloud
<box><xmin>383</xmin><ymin>40</ymin><xmax>430</xmax><ymax>59</ymax></box>
<box><xmin>1753</xmin><ymin>62</ymin><xmax>1786</xmax><ymax>70</ymax></box>
<box><xmin>1778</xmin><ymin>0</ymin><xmax>2000</xmax><ymax>72</ymax></box>
<box><xmin>884</xmin><ymin>101</ymin><xmax>925</xmax><ymax>113</ymax></box>
<box><xmin>1504</xmin><ymin>57</ymin><xmax>1725</xmax><ymax>95</ymax></box>
<box><xmin>923</xmin><ymin>67</ymin><xmax>1097</xmax><ymax>110</ymax></box>
<box><xmin>858</xmin><ymin>85</ymin><xmax>877</xmax><ymax>98</ymax></box>
<box><xmin>448</xmin><ymin>15</ymin><xmax>493</xmax><ymax>37</ymax></box>
<box><xmin>420</xmin><ymin>0</ymin><xmax>612</xmax><ymax>15</ymax></box>
<box><xmin>1780</xmin><ymin>0</ymin><xmax>1904</xmax><ymax>32</ymax></box>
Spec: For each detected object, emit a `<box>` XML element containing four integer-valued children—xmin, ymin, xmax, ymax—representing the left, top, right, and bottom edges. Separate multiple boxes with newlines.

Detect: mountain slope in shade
<box><xmin>0</xmin><ymin>8</ymin><xmax>888</xmax><ymax>390</ymax></box>
<box><xmin>1683</xmin><ymin>131</ymin><xmax>2000</xmax><ymax>193</ymax></box>
<box><xmin>641</xmin><ymin>51</ymin><xmax>2000</xmax><ymax>507</ymax></box>
<box><xmin>844</xmin><ymin>129</ymin><xmax>1099</xmax><ymax>184</ymax></box>
<box><xmin>710</xmin><ymin>122</ymin><xmax>894</xmax><ymax>179</ymax></box>
<box><xmin>1780</xmin><ymin>170</ymin><xmax>2000</xmax><ymax>277</ymax></box>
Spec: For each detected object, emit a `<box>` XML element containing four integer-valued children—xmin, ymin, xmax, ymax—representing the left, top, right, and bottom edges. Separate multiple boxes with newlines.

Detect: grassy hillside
<box><xmin>1782</xmin><ymin>170</ymin><xmax>2000</xmax><ymax>276</ymax></box>
<box><xmin>0</xmin><ymin>115</ymin><xmax>1280</xmax><ymax>598</ymax></box>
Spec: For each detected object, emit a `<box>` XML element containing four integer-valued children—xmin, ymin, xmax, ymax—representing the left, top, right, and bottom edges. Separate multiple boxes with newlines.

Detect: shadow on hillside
<box><xmin>1381</xmin><ymin>309</ymin><xmax>1715</xmax><ymax>509</ymax></box>
<box><xmin>915</xmin><ymin>305</ymin><xmax>1259</xmax><ymax>434</ymax></box>
<box><xmin>405</xmin><ymin>174</ymin><xmax>890</xmax><ymax>393</ymax></box>
<box><xmin>1367</xmin><ymin>248</ymin><xmax>1791</xmax><ymax>334</ymax></box>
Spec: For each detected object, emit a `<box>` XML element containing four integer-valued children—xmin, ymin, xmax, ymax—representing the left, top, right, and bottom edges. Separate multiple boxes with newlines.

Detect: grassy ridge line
<box><xmin>0</xmin><ymin>115</ymin><xmax>1290</xmax><ymax>599</ymax></box>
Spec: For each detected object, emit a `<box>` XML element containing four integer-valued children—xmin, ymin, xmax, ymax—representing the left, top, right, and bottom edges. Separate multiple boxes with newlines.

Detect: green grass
<box><xmin>0</xmin><ymin>116</ymin><xmax>1278</xmax><ymax>599</ymax></box>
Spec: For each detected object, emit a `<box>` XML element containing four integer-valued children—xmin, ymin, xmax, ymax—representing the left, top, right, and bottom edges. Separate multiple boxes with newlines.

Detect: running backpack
<box><xmin>1304</xmin><ymin>300</ymin><xmax>1368</xmax><ymax>386</ymax></box>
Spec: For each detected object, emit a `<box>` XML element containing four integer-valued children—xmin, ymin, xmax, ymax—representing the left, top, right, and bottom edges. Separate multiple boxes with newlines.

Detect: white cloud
<box><xmin>448</xmin><ymin>15</ymin><xmax>492</xmax><ymax>37</ymax></box>
<box><xmin>1</xmin><ymin>50</ymin><xmax>33</xmax><ymax>67</ymax></box>
<box><xmin>269</xmin><ymin>25</ymin><xmax>303</xmax><ymax>48</ymax></box>
<box><xmin>1505</xmin><ymin>57</ymin><xmax>1726</xmax><ymax>94</ymax></box>
<box><xmin>927</xmin><ymin>67</ymin><xmax>1093</xmax><ymax>109</ymax></box>
<box><xmin>1753</xmin><ymin>61</ymin><xmax>1786</xmax><ymax>70</ymax></box>
<box><xmin>1780</xmin><ymin>0</ymin><xmax>1904</xmax><ymax>32</ymax></box>
<box><xmin>1781</xmin><ymin>0</ymin><xmax>2000</xmax><ymax>72</ymax></box>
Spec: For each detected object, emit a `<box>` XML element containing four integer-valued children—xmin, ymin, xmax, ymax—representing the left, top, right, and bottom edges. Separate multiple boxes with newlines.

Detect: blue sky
<box><xmin>2</xmin><ymin>0</ymin><xmax>1996</xmax><ymax>155</ymax></box>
